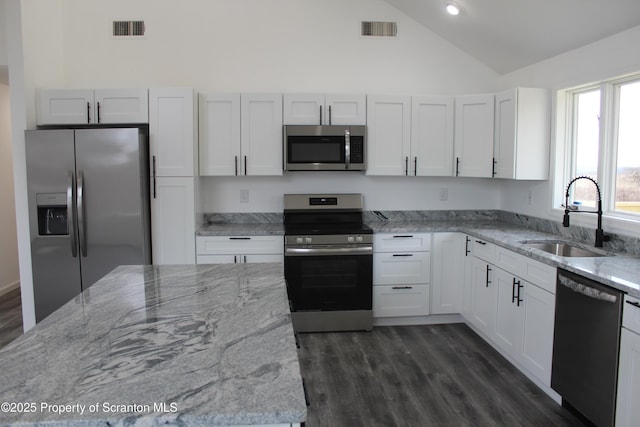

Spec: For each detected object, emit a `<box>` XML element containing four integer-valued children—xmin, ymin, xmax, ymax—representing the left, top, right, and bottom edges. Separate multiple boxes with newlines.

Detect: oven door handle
<box><xmin>285</xmin><ymin>246</ymin><xmax>373</xmax><ymax>256</ymax></box>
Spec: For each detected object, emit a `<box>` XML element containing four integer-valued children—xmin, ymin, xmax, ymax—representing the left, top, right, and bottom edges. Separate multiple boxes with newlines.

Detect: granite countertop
<box><xmin>195</xmin><ymin>219</ymin><xmax>640</xmax><ymax>298</ymax></box>
<box><xmin>0</xmin><ymin>264</ymin><xmax>306</xmax><ymax>427</ymax></box>
<box><xmin>371</xmin><ymin>220</ymin><xmax>640</xmax><ymax>298</ymax></box>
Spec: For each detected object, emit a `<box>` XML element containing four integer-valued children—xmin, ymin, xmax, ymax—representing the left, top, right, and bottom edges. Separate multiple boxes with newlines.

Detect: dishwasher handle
<box><xmin>558</xmin><ymin>274</ymin><xmax>619</xmax><ymax>304</ymax></box>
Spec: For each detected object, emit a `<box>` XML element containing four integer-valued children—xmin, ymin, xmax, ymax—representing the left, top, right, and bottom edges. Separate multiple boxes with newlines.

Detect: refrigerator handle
<box><xmin>67</xmin><ymin>171</ymin><xmax>78</xmax><ymax>258</ymax></box>
<box><xmin>77</xmin><ymin>171</ymin><xmax>88</xmax><ymax>257</ymax></box>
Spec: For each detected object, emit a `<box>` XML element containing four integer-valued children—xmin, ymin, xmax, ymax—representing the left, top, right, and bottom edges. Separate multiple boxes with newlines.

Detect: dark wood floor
<box><xmin>0</xmin><ymin>288</ymin><xmax>23</xmax><ymax>350</ymax></box>
<box><xmin>297</xmin><ymin>324</ymin><xmax>586</xmax><ymax>427</ymax></box>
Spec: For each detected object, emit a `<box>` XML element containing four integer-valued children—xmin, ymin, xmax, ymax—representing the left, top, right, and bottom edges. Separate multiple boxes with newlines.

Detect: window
<box><xmin>562</xmin><ymin>74</ymin><xmax>640</xmax><ymax>217</ymax></box>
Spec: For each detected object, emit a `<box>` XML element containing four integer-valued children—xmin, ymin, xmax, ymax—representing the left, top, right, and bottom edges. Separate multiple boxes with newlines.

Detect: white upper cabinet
<box><xmin>149</xmin><ymin>87</ymin><xmax>198</xmax><ymax>177</ymax></box>
<box><xmin>199</xmin><ymin>93</ymin><xmax>282</xmax><ymax>176</ymax></box>
<box><xmin>454</xmin><ymin>94</ymin><xmax>495</xmax><ymax>178</ymax></box>
<box><xmin>240</xmin><ymin>93</ymin><xmax>283</xmax><ymax>176</ymax></box>
<box><xmin>366</xmin><ymin>95</ymin><xmax>411</xmax><ymax>176</ymax></box>
<box><xmin>199</xmin><ymin>93</ymin><xmax>241</xmax><ymax>176</ymax></box>
<box><xmin>283</xmin><ymin>93</ymin><xmax>366</xmax><ymax>125</ymax></box>
<box><xmin>37</xmin><ymin>88</ymin><xmax>148</xmax><ymax>125</ymax></box>
<box><xmin>493</xmin><ymin>88</ymin><xmax>550</xmax><ymax>180</ymax></box>
<box><xmin>411</xmin><ymin>96</ymin><xmax>455</xmax><ymax>176</ymax></box>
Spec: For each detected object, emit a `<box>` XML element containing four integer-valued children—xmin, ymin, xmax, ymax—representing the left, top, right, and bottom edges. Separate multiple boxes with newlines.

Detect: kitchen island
<box><xmin>0</xmin><ymin>264</ymin><xmax>307</xmax><ymax>426</ymax></box>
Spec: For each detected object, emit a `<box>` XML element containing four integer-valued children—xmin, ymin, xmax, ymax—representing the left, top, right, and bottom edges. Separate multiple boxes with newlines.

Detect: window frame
<box><xmin>555</xmin><ymin>72</ymin><xmax>640</xmax><ymax>230</ymax></box>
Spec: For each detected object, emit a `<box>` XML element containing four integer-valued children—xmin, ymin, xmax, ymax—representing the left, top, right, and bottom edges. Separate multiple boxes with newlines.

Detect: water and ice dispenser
<box><xmin>36</xmin><ymin>193</ymin><xmax>68</xmax><ymax>236</ymax></box>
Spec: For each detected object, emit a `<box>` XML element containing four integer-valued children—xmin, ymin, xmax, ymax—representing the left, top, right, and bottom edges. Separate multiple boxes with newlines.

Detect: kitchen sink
<box><xmin>522</xmin><ymin>241</ymin><xmax>609</xmax><ymax>257</ymax></box>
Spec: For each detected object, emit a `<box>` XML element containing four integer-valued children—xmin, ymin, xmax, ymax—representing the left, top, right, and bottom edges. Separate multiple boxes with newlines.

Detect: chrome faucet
<box><xmin>563</xmin><ymin>176</ymin><xmax>610</xmax><ymax>248</ymax></box>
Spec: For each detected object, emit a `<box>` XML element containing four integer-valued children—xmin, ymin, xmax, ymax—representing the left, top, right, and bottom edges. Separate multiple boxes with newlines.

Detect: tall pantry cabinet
<box><xmin>148</xmin><ymin>88</ymin><xmax>199</xmax><ymax>264</ymax></box>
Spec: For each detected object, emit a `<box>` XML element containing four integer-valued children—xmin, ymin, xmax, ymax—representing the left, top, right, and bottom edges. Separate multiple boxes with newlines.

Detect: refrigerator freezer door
<box><xmin>74</xmin><ymin>128</ymin><xmax>151</xmax><ymax>287</ymax></box>
<box><xmin>25</xmin><ymin>129</ymin><xmax>82</xmax><ymax>322</ymax></box>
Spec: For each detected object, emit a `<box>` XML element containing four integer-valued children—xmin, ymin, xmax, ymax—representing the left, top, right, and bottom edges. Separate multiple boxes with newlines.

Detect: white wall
<box><xmin>18</xmin><ymin>0</ymin><xmax>504</xmax><ymax>214</ymax></box>
<box><xmin>0</xmin><ymin>83</ymin><xmax>19</xmax><ymax>295</ymax></box>
<box><xmin>498</xmin><ymin>25</ymin><xmax>640</xmax><ymax>236</ymax></box>
<box><xmin>1</xmin><ymin>0</ymin><xmax>9</xmax><ymax>84</ymax></box>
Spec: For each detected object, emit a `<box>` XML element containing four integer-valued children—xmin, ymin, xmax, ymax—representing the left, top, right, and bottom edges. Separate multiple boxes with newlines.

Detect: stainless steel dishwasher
<box><xmin>551</xmin><ymin>268</ymin><xmax>623</xmax><ymax>427</ymax></box>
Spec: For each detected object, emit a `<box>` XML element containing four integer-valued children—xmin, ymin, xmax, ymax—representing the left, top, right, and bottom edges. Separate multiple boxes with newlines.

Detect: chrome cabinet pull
<box><xmin>414</xmin><ymin>156</ymin><xmax>417</xmax><ymax>176</ymax></box>
<box><xmin>392</xmin><ymin>286</ymin><xmax>413</xmax><ymax>290</ymax></box>
<box><xmin>97</xmin><ymin>101</ymin><xmax>101</xmax><ymax>123</ymax></box>
<box><xmin>87</xmin><ymin>102</ymin><xmax>91</xmax><ymax>124</ymax></box>
<box><xmin>626</xmin><ymin>300</ymin><xmax>640</xmax><ymax>308</ymax></box>
<box><xmin>392</xmin><ymin>254</ymin><xmax>413</xmax><ymax>257</ymax></box>
<box><xmin>465</xmin><ymin>236</ymin><xmax>471</xmax><ymax>256</ymax></box>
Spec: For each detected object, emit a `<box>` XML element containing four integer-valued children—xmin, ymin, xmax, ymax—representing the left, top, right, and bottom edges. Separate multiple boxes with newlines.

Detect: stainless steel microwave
<box><xmin>284</xmin><ymin>125</ymin><xmax>366</xmax><ymax>171</ymax></box>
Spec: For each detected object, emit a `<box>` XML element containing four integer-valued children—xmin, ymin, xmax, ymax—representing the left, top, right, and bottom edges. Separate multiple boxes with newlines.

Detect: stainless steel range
<box><xmin>283</xmin><ymin>193</ymin><xmax>373</xmax><ymax>332</ymax></box>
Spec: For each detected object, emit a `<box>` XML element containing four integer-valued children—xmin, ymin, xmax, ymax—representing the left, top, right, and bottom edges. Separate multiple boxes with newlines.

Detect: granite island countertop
<box><xmin>0</xmin><ymin>264</ymin><xmax>306</xmax><ymax>427</ymax></box>
<box><xmin>196</xmin><ymin>218</ymin><xmax>640</xmax><ymax>298</ymax></box>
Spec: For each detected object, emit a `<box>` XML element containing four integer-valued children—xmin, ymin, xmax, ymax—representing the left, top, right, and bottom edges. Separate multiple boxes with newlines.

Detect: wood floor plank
<box><xmin>0</xmin><ymin>288</ymin><xmax>23</xmax><ymax>350</ymax></box>
<box><xmin>298</xmin><ymin>324</ymin><xmax>586</xmax><ymax>427</ymax></box>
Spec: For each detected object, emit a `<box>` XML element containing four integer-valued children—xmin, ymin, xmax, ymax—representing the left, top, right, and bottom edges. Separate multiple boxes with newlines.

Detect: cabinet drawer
<box><xmin>374</xmin><ymin>251</ymin><xmax>431</xmax><ymax>285</ymax></box>
<box><xmin>472</xmin><ymin>238</ymin><xmax>495</xmax><ymax>263</ymax></box>
<box><xmin>196</xmin><ymin>235</ymin><xmax>283</xmax><ymax>255</ymax></box>
<box><xmin>623</xmin><ymin>296</ymin><xmax>640</xmax><ymax>335</ymax></box>
<box><xmin>495</xmin><ymin>246</ymin><xmax>556</xmax><ymax>293</ymax></box>
<box><xmin>197</xmin><ymin>254</ymin><xmax>283</xmax><ymax>264</ymax></box>
<box><xmin>374</xmin><ymin>233</ymin><xmax>431</xmax><ymax>252</ymax></box>
<box><xmin>373</xmin><ymin>284</ymin><xmax>430</xmax><ymax>318</ymax></box>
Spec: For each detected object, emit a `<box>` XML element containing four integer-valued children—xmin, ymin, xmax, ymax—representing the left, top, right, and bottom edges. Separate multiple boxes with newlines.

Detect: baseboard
<box><xmin>0</xmin><ymin>280</ymin><xmax>20</xmax><ymax>297</ymax></box>
<box><xmin>373</xmin><ymin>313</ymin><xmax>465</xmax><ymax>327</ymax></box>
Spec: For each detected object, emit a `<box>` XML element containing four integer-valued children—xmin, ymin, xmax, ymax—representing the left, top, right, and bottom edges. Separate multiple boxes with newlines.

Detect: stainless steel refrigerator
<box><xmin>25</xmin><ymin>128</ymin><xmax>151</xmax><ymax>322</ymax></box>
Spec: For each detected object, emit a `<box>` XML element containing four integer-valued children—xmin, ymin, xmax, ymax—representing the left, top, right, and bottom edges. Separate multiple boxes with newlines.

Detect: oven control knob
<box><xmin>305</xmin><ymin>237</ymin><xmax>313</xmax><ymax>244</ymax></box>
<box><xmin>356</xmin><ymin>235</ymin><xmax>363</xmax><ymax>242</ymax></box>
<box><xmin>296</xmin><ymin>237</ymin><xmax>304</xmax><ymax>244</ymax></box>
<box><xmin>347</xmin><ymin>236</ymin><xmax>355</xmax><ymax>243</ymax></box>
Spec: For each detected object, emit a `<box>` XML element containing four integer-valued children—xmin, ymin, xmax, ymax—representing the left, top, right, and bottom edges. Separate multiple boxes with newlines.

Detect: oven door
<box><xmin>284</xmin><ymin>245</ymin><xmax>372</xmax><ymax>311</ymax></box>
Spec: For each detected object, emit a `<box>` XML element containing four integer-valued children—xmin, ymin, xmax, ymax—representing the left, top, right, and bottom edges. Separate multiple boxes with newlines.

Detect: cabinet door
<box><xmin>493</xmin><ymin>268</ymin><xmax>522</xmax><ymax>356</ymax></box>
<box><xmin>616</xmin><ymin>328</ymin><xmax>640</xmax><ymax>427</ymax></box>
<box><xmin>431</xmin><ymin>232</ymin><xmax>465</xmax><ymax>314</ymax></box>
<box><xmin>454</xmin><ymin>94</ymin><xmax>494</xmax><ymax>178</ymax></box>
<box><xmin>373</xmin><ymin>284</ymin><xmax>430</xmax><ymax>317</ymax></box>
<box><xmin>366</xmin><ymin>95</ymin><xmax>411</xmax><ymax>176</ymax></box>
<box><xmin>374</xmin><ymin>251</ymin><xmax>430</xmax><ymax>285</ymax></box>
<box><xmin>37</xmin><ymin>89</ymin><xmax>95</xmax><ymax>125</ymax></box>
<box><xmin>325</xmin><ymin>94</ymin><xmax>366</xmax><ymax>125</ymax></box>
<box><xmin>411</xmin><ymin>96</ymin><xmax>454</xmax><ymax>176</ymax></box>
<box><xmin>493</xmin><ymin>89</ymin><xmax>517</xmax><ymax>179</ymax></box>
<box><xmin>199</xmin><ymin>93</ymin><xmax>241</xmax><ymax>176</ymax></box>
<box><xmin>520</xmin><ymin>282</ymin><xmax>555</xmax><ymax>385</ymax></box>
<box><xmin>494</xmin><ymin>88</ymin><xmax>550</xmax><ymax>180</ymax></box>
<box><xmin>283</xmin><ymin>93</ymin><xmax>325</xmax><ymax>125</ymax></box>
<box><xmin>241</xmin><ymin>93</ymin><xmax>283</xmax><ymax>176</ymax></box>
<box><xmin>151</xmin><ymin>177</ymin><xmax>196</xmax><ymax>264</ymax></box>
<box><xmin>94</xmin><ymin>88</ymin><xmax>148</xmax><ymax>124</ymax></box>
<box><xmin>470</xmin><ymin>257</ymin><xmax>495</xmax><ymax>336</ymax></box>
<box><xmin>149</xmin><ymin>88</ymin><xmax>197</xmax><ymax>177</ymax></box>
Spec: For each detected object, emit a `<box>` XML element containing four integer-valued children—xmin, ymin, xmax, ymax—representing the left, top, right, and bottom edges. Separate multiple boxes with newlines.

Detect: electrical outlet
<box><xmin>439</xmin><ymin>188</ymin><xmax>449</xmax><ymax>201</ymax></box>
<box><xmin>527</xmin><ymin>189</ymin><xmax>533</xmax><ymax>206</ymax></box>
<box><xmin>240</xmin><ymin>189</ymin><xmax>249</xmax><ymax>204</ymax></box>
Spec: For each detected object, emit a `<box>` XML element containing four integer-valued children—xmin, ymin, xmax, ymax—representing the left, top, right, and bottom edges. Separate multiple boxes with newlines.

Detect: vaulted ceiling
<box><xmin>385</xmin><ymin>0</ymin><xmax>640</xmax><ymax>74</ymax></box>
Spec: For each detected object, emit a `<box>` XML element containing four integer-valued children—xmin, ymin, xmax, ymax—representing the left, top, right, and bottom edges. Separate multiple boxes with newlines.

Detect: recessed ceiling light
<box><xmin>445</xmin><ymin>1</ymin><xmax>461</xmax><ymax>16</ymax></box>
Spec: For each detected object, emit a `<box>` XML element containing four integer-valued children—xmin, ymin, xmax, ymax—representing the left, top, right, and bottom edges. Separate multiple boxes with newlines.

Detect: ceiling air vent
<box><xmin>361</xmin><ymin>21</ymin><xmax>397</xmax><ymax>37</ymax></box>
<box><xmin>113</xmin><ymin>21</ymin><xmax>145</xmax><ymax>37</ymax></box>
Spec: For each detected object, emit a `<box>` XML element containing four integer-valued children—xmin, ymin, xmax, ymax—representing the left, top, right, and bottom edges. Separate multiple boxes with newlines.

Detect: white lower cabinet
<box><xmin>196</xmin><ymin>235</ymin><xmax>283</xmax><ymax>264</ymax></box>
<box><xmin>616</xmin><ymin>296</ymin><xmax>640</xmax><ymax>427</ymax></box>
<box><xmin>431</xmin><ymin>232</ymin><xmax>466</xmax><ymax>314</ymax></box>
<box><xmin>493</xmin><ymin>266</ymin><xmax>555</xmax><ymax>384</ymax></box>
<box><xmin>469</xmin><ymin>256</ymin><xmax>496</xmax><ymax>337</ymax></box>
<box><xmin>373</xmin><ymin>233</ymin><xmax>431</xmax><ymax>318</ymax></box>
<box><xmin>465</xmin><ymin>240</ymin><xmax>556</xmax><ymax>387</ymax></box>
<box><xmin>150</xmin><ymin>177</ymin><xmax>196</xmax><ymax>264</ymax></box>
<box><xmin>373</xmin><ymin>285</ymin><xmax>430</xmax><ymax>318</ymax></box>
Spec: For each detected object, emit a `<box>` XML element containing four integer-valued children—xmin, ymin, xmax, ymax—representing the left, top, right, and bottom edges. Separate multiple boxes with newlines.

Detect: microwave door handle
<box><xmin>345</xmin><ymin>129</ymin><xmax>351</xmax><ymax>170</ymax></box>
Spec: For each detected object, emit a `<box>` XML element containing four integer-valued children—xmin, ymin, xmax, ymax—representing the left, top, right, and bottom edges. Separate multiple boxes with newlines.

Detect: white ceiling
<box><xmin>385</xmin><ymin>0</ymin><xmax>640</xmax><ymax>74</ymax></box>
